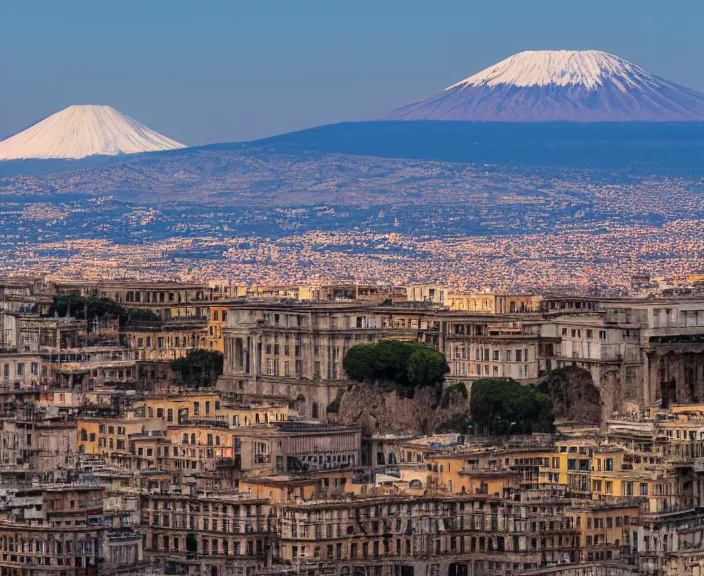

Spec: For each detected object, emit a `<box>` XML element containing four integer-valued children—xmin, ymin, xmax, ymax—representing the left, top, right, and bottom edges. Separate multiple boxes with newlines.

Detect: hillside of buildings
<box><xmin>0</xmin><ymin>278</ymin><xmax>702</xmax><ymax>576</ymax></box>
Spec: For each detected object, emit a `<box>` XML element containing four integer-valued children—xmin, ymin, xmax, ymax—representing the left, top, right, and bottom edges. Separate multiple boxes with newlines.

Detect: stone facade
<box><xmin>218</xmin><ymin>297</ymin><xmax>704</xmax><ymax>422</ymax></box>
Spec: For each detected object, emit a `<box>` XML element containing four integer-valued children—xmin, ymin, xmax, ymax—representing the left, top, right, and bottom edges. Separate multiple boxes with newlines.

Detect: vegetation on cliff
<box><xmin>51</xmin><ymin>294</ymin><xmax>129</xmax><ymax>330</ymax></box>
<box><xmin>343</xmin><ymin>340</ymin><xmax>449</xmax><ymax>398</ymax></box>
<box><xmin>470</xmin><ymin>378</ymin><xmax>555</xmax><ymax>434</ymax></box>
<box><xmin>51</xmin><ymin>294</ymin><xmax>160</xmax><ymax>328</ymax></box>
<box><xmin>171</xmin><ymin>350</ymin><xmax>224</xmax><ymax>389</ymax></box>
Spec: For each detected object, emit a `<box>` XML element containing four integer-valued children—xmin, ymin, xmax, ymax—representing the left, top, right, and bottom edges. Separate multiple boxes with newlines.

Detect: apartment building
<box><xmin>141</xmin><ymin>488</ymin><xmax>273</xmax><ymax>576</ymax></box>
<box><xmin>0</xmin><ymin>484</ymin><xmax>143</xmax><ymax>576</ymax></box>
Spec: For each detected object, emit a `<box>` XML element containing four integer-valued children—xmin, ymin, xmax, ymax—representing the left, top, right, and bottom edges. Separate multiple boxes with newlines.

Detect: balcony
<box><xmin>122</xmin><ymin>316</ymin><xmax>209</xmax><ymax>331</ymax></box>
<box><xmin>254</xmin><ymin>454</ymin><xmax>272</xmax><ymax>465</ymax></box>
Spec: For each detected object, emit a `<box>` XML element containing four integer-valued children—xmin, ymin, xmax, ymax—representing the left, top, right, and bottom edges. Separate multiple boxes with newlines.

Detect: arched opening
<box><xmin>312</xmin><ymin>402</ymin><xmax>319</xmax><ymax>419</ymax></box>
<box><xmin>186</xmin><ymin>533</ymin><xmax>197</xmax><ymax>559</ymax></box>
<box><xmin>295</xmin><ymin>394</ymin><xmax>306</xmax><ymax>417</ymax></box>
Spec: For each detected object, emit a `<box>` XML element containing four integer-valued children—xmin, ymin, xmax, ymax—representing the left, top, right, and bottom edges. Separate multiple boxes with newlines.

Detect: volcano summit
<box><xmin>380</xmin><ymin>50</ymin><xmax>704</xmax><ymax>122</ymax></box>
<box><xmin>0</xmin><ymin>105</ymin><xmax>185</xmax><ymax>160</ymax></box>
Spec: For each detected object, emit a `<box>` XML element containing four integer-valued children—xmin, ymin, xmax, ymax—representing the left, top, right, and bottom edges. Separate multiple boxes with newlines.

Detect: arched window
<box><xmin>182</xmin><ymin>434</ymin><xmax>188</xmax><ymax>444</ymax></box>
<box><xmin>191</xmin><ymin>433</ymin><xmax>196</xmax><ymax>444</ymax></box>
<box><xmin>80</xmin><ymin>429</ymin><xmax>88</xmax><ymax>441</ymax></box>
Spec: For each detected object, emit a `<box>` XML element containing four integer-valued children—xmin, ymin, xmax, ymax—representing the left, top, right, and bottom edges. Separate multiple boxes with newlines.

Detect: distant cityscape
<box><xmin>0</xmin><ymin>162</ymin><xmax>702</xmax><ymax>292</ymax></box>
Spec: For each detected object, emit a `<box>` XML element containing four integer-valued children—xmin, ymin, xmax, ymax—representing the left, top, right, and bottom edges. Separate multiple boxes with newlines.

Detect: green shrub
<box><xmin>470</xmin><ymin>378</ymin><xmax>555</xmax><ymax>435</ymax></box>
<box><xmin>343</xmin><ymin>340</ymin><xmax>449</xmax><ymax>397</ymax></box>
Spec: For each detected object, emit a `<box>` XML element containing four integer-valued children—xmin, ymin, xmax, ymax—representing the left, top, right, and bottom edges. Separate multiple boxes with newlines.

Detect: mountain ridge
<box><xmin>0</xmin><ymin>105</ymin><xmax>185</xmax><ymax>160</ymax></box>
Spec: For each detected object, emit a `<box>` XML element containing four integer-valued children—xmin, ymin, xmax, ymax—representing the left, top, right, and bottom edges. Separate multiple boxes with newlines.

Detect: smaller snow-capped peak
<box><xmin>448</xmin><ymin>50</ymin><xmax>658</xmax><ymax>92</ymax></box>
<box><xmin>0</xmin><ymin>105</ymin><xmax>185</xmax><ymax>160</ymax></box>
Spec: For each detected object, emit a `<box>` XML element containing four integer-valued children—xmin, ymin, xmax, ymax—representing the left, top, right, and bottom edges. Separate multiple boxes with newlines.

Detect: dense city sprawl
<box><xmin>1</xmin><ymin>133</ymin><xmax>703</xmax><ymax>292</ymax></box>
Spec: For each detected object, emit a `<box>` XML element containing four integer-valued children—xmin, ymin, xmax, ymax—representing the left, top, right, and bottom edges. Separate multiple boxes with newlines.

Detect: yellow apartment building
<box><xmin>240</xmin><ymin>470</ymin><xmax>356</xmax><ymax>502</ymax></box>
<box><xmin>218</xmin><ymin>403</ymin><xmax>288</xmax><ymax>427</ymax></box>
<box><xmin>77</xmin><ymin>416</ymin><xmax>163</xmax><ymax>455</ymax></box>
<box><xmin>569</xmin><ymin>501</ymin><xmax>641</xmax><ymax>562</ymax></box>
<box><xmin>207</xmin><ymin>305</ymin><xmax>229</xmax><ymax>352</ymax></box>
<box><xmin>140</xmin><ymin>393</ymin><xmax>221</xmax><ymax>423</ymax></box>
<box><xmin>554</xmin><ymin>439</ymin><xmax>599</xmax><ymax>493</ymax></box>
<box><xmin>591</xmin><ymin>446</ymin><xmax>684</xmax><ymax>513</ymax></box>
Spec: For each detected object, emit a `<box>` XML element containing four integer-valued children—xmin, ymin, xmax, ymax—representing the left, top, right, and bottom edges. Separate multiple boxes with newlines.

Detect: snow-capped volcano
<box><xmin>0</xmin><ymin>105</ymin><xmax>185</xmax><ymax>160</ymax></box>
<box><xmin>380</xmin><ymin>50</ymin><xmax>704</xmax><ymax>122</ymax></box>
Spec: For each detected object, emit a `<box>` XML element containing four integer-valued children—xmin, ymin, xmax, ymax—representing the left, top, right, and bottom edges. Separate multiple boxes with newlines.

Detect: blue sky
<box><xmin>1</xmin><ymin>0</ymin><xmax>702</xmax><ymax>145</ymax></box>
